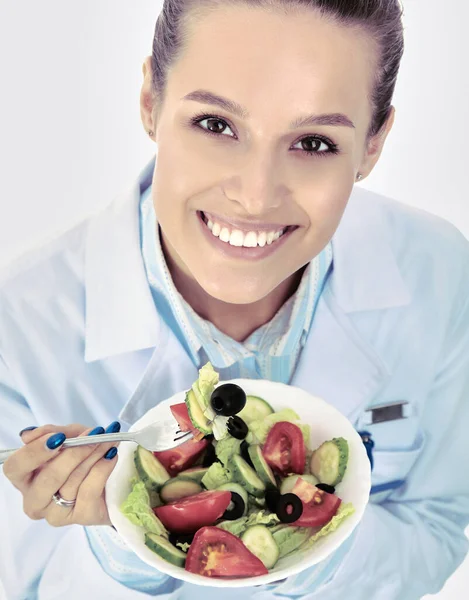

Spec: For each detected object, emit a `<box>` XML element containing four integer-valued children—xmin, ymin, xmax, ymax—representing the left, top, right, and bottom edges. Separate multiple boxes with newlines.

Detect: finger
<box><xmin>75</xmin><ymin>447</ymin><xmax>119</xmax><ymax>526</ymax></box>
<box><xmin>19</xmin><ymin>423</ymin><xmax>85</xmax><ymax>444</ymax></box>
<box><xmin>25</xmin><ymin>427</ymin><xmax>107</xmax><ymax>514</ymax></box>
<box><xmin>3</xmin><ymin>432</ymin><xmax>69</xmax><ymax>489</ymax></box>
<box><xmin>47</xmin><ymin>446</ymin><xmax>119</xmax><ymax>527</ymax></box>
<box><xmin>58</xmin><ymin>441</ymin><xmax>120</xmax><ymax>505</ymax></box>
<box><xmin>4</xmin><ymin>424</ymin><xmax>97</xmax><ymax>490</ymax></box>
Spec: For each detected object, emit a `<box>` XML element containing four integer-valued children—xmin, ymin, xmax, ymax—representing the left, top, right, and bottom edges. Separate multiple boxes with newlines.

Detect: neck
<box><xmin>160</xmin><ymin>233</ymin><xmax>305</xmax><ymax>342</ymax></box>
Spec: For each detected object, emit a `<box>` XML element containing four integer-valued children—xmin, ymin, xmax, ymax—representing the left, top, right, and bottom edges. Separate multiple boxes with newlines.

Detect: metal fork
<box><xmin>0</xmin><ymin>420</ymin><xmax>194</xmax><ymax>465</ymax></box>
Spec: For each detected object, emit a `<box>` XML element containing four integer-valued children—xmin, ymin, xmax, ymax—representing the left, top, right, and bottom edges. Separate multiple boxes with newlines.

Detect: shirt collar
<box><xmin>84</xmin><ymin>156</ymin><xmax>411</xmax><ymax>361</ymax></box>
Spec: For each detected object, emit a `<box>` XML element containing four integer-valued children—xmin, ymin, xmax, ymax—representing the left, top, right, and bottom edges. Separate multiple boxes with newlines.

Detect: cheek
<box><xmin>154</xmin><ymin>126</ymin><xmax>222</xmax><ymax>208</ymax></box>
<box><xmin>303</xmin><ymin>179</ymin><xmax>352</xmax><ymax>236</ymax></box>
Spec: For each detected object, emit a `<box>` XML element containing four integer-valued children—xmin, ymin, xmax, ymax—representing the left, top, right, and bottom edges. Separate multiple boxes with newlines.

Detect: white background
<box><xmin>0</xmin><ymin>1</ymin><xmax>467</xmax><ymax>598</ymax></box>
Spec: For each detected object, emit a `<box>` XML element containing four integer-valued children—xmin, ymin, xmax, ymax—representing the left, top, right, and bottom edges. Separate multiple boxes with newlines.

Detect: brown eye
<box><xmin>206</xmin><ymin>119</ymin><xmax>227</xmax><ymax>134</ymax></box>
<box><xmin>195</xmin><ymin>116</ymin><xmax>235</xmax><ymax>137</ymax></box>
<box><xmin>299</xmin><ymin>137</ymin><xmax>327</xmax><ymax>153</ymax></box>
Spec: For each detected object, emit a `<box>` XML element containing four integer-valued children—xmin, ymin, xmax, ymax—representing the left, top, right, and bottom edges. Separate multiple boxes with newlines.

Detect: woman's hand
<box><xmin>2</xmin><ymin>423</ymin><xmax>120</xmax><ymax>527</ymax></box>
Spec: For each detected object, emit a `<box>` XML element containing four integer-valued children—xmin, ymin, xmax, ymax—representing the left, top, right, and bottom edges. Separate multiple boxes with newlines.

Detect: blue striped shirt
<box><xmin>84</xmin><ymin>184</ymin><xmax>353</xmax><ymax>598</ymax></box>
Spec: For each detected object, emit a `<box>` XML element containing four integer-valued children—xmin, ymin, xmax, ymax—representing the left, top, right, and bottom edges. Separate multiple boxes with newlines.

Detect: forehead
<box><xmin>169</xmin><ymin>5</ymin><xmax>376</xmax><ymax>127</ymax></box>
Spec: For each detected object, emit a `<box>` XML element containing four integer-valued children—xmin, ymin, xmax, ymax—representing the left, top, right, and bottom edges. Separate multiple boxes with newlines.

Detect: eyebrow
<box><xmin>182</xmin><ymin>89</ymin><xmax>355</xmax><ymax>129</ymax></box>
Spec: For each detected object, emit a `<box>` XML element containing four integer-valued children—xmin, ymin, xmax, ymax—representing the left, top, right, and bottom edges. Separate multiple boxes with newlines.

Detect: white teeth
<box><xmin>229</xmin><ymin>230</ymin><xmax>244</xmax><ymax>246</ymax></box>
<box><xmin>257</xmin><ymin>231</ymin><xmax>267</xmax><ymax>247</ymax></box>
<box><xmin>219</xmin><ymin>227</ymin><xmax>231</xmax><ymax>243</ymax></box>
<box><xmin>205</xmin><ymin>214</ymin><xmax>286</xmax><ymax>247</ymax></box>
<box><xmin>243</xmin><ymin>231</ymin><xmax>258</xmax><ymax>247</ymax></box>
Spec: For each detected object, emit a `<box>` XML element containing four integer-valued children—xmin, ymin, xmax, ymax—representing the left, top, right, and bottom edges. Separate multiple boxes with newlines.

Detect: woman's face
<box><xmin>142</xmin><ymin>5</ymin><xmax>394</xmax><ymax>304</ymax></box>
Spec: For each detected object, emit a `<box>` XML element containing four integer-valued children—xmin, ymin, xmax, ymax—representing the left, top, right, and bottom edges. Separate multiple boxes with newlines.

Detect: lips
<box><xmin>200</xmin><ymin>211</ymin><xmax>294</xmax><ymax>248</ymax></box>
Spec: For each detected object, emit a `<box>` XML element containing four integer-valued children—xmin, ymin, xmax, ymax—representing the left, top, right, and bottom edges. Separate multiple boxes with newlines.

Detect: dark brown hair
<box><xmin>151</xmin><ymin>0</ymin><xmax>404</xmax><ymax>138</ymax></box>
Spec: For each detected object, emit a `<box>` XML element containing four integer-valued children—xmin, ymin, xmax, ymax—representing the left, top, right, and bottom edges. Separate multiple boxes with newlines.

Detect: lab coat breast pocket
<box><xmin>368</xmin><ymin>429</ymin><xmax>426</xmax><ymax>504</ymax></box>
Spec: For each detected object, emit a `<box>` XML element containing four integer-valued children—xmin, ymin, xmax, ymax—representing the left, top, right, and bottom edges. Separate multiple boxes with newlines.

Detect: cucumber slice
<box><xmin>144</xmin><ymin>533</ymin><xmax>186</xmax><ymax>567</ymax></box>
<box><xmin>230</xmin><ymin>455</ymin><xmax>266</xmax><ymax>498</ymax></box>
<box><xmin>237</xmin><ymin>395</ymin><xmax>274</xmax><ymax>425</ymax></box>
<box><xmin>241</xmin><ymin>525</ymin><xmax>279</xmax><ymax>569</ymax></box>
<box><xmin>248</xmin><ymin>445</ymin><xmax>277</xmax><ymax>489</ymax></box>
<box><xmin>134</xmin><ymin>446</ymin><xmax>170</xmax><ymax>492</ymax></box>
<box><xmin>159</xmin><ymin>478</ymin><xmax>203</xmax><ymax>503</ymax></box>
<box><xmin>216</xmin><ymin>482</ymin><xmax>249</xmax><ymax>516</ymax></box>
<box><xmin>186</xmin><ymin>389</ymin><xmax>213</xmax><ymax>435</ymax></box>
<box><xmin>149</xmin><ymin>489</ymin><xmax>163</xmax><ymax>508</ymax></box>
<box><xmin>280</xmin><ymin>474</ymin><xmax>319</xmax><ymax>495</ymax></box>
<box><xmin>310</xmin><ymin>438</ymin><xmax>349</xmax><ymax>486</ymax></box>
<box><xmin>178</xmin><ymin>466</ymin><xmax>210</xmax><ymax>483</ymax></box>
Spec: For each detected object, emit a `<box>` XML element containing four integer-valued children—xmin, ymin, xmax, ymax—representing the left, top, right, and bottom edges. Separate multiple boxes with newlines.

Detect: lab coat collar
<box><xmin>84</xmin><ymin>156</ymin><xmax>411</xmax><ymax>362</ymax></box>
<box><xmin>84</xmin><ymin>159</ymin><xmax>158</xmax><ymax>362</ymax></box>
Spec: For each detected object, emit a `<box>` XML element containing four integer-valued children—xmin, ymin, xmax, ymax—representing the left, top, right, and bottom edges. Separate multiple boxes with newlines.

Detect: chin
<box><xmin>198</xmin><ymin>274</ymin><xmax>272</xmax><ymax>305</ymax></box>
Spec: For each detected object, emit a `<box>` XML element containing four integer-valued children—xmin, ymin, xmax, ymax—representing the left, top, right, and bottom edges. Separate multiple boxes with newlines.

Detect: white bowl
<box><xmin>106</xmin><ymin>378</ymin><xmax>371</xmax><ymax>587</ymax></box>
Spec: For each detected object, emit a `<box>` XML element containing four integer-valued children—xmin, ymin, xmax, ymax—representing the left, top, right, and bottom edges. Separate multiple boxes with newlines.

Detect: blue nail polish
<box><xmin>46</xmin><ymin>433</ymin><xmax>66</xmax><ymax>450</ymax></box>
<box><xmin>19</xmin><ymin>426</ymin><xmax>37</xmax><ymax>437</ymax></box>
<box><xmin>104</xmin><ymin>447</ymin><xmax>118</xmax><ymax>460</ymax></box>
<box><xmin>105</xmin><ymin>421</ymin><xmax>121</xmax><ymax>434</ymax></box>
<box><xmin>88</xmin><ymin>426</ymin><xmax>105</xmax><ymax>436</ymax></box>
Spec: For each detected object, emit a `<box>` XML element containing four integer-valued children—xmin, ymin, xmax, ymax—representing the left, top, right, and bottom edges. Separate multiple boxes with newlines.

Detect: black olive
<box><xmin>316</xmin><ymin>483</ymin><xmax>336</xmax><ymax>494</ymax></box>
<box><xmin>227</xmin><ymin>416</ymin><xmax>249</xmax><ymax>440</ymax></box>
<box><xmin>276</xmin><ymin>493</ymin><xmax>303</xmax><ymax>523</ymax></box>
<box><xmin>265</xmin><ymin>488</ymin><xmax>281</xmax><ymax>512</ymax></box>
<box><xmin>221</xmin><ymin>492</ymin><xmax>246</xmax><ymax>520</ymax></box>
<box><xmin>210</xmin><ymin>383</ymin><xmax>247</xmax><ymax>417</ymax></box>
<box><xmin>202</xmin><ymin>443</ymin><xmax>221</xmax><ymax>468</ymax></box>
<box><xmin>240</xmin><ymin>440</ymin><xmax>255</xmax><ymax>468</ymax></box>
<box><xmin>203</xmin><ymin>433</ymin><xmax>215</xmax><ymax>441</ymax></box>
<box><xmin>168</xmin><ymin>532</ymin><xmax>195</xmax><ymax>550</ymax></box>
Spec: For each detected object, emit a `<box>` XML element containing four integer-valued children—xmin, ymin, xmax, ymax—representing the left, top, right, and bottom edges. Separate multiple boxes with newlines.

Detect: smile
<box><xmin>199</xmin><ymin>211</ymin><xmax>294</xmax><ymax>248</ymax></box>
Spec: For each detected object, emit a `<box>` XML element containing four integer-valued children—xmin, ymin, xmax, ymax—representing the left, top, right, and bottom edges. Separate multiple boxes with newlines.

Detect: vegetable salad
<box><xmin>121</xmin><ymin>362</ymin><xmax>355</xmax><ymax>578</ymax></box>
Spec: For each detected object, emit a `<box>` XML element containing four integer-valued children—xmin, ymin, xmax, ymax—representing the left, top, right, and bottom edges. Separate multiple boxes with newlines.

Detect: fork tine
<box><xmin>173</xmin><ymin>430</ymin><xmax>193</xmax><ymax>442</ymax></box>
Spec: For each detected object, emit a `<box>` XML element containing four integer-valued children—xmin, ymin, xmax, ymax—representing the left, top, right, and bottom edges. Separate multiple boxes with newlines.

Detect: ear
<box><xmin>358</xmin><ymin>106</ymin><xmax>395</xmax><ymax>179</ymax></box>
<box><xmin>140</xmin><ymin>56</ymin><xmax>157</xmax><ymax>140</ymax></box>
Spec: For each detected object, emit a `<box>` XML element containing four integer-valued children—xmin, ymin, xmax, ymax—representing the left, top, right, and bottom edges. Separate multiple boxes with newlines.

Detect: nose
<box><xmin>224</xmin><ymin>150</ymin><xmax>286</xmax><ymax>215</ymax></box>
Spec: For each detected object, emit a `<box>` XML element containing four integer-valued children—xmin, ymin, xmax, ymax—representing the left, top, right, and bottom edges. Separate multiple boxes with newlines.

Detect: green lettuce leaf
<box><xmin>216</xmin><ymin>517</ymin><xmax>249</xmax><ymax>537</ymax></box>
<box><xmin>120</xmin><ymin>480</ymin><xmax>168</xmax><ymax>537</ymax></box>
<box><xmin>215</xmin><ymin>437</ymin><xmax>242</xmax><ymax>466</ymax></box>
<box><xmin>192</xmin><ymin>362</ymin><xmax>219</xmax><ymax>412</ymax></box>
<box><xmin>201</xmin><ymin>462</ymin><xmax>232</xmax><ymax>489</ymax></box>
<box><xmin>247</xmin><ymin>408</ymin><xmax>311</xmax><ymax>448</ymax></box>
<box><xmin>176</xmin><ymin>542</ymin><xmax>191</xmax><ymax>552</ymax></box>
<box><xmin>245</xmin><ymin>510</ymin><xmax>281</xmax><ymax>527</ymax></box>
<box><xmin>298</xmin><ymin>503</ymin><xmax>356</xmax><ymax>551</ymax></box>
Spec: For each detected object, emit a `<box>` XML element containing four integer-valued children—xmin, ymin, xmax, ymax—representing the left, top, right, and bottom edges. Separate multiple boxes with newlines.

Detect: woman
<box><xmin>1</xmin><ymin>1</ymin><xmax>468</xmax><ymax>599</ymax></box>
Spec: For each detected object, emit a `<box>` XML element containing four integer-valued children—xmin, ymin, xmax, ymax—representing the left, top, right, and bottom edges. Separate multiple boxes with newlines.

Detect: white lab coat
<box><xmin>0</xmin><ymin>157</ymin><xmax>468</xmax><ymax>600</ymax></box>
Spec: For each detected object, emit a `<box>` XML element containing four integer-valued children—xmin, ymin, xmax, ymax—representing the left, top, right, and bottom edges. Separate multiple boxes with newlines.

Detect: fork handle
<box><xmin>0</xmin><ymin>433</ymin><xmax>136</xmax><ymax>465</ymax></box>
<box><xmin>62</xmin><ymin>432</ymin><xmax>136</xmax><ymax>447</ymax></box>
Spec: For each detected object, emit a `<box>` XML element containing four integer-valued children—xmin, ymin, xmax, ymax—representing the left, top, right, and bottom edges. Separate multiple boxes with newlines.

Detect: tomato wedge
<box><xmin>171</xmin><ymin>402</ymin><xmax>196</xmax><ymax>432</ymax></box>
<box><xmin>153</xmin><ymin>436</ymin><xmax>209</xmax><ymax>477</ymax></box>
<box><xmin>154</xmin><ymin>490</ymin><xmax>231</xmax><ymax>534</ymax></box>
<box><xmin>290</xmin><ymin>477</ymin><xmax>341</xmax><ymax>527</ymax></box>
<box><xmin>171</xmin><ymin>402</ymin><xmax>206</xmax><ymax>441</ymax></box>
<box><xmin>185</xmin><ymin>526</ymin><xmax>268</xmax><ymax>577</ymax></box>
<box><xmin>262</xmin><ymin>422</ymin><xmax>305</xmax><ymax>475</ymax></box>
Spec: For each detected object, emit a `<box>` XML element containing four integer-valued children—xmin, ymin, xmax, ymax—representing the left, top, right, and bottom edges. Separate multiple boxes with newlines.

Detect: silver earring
<box><xmin>148</xmin><ymin>130</ymin><xmax>154</xmax><ymax>137</ymax></box>
<box><xmin>356</xmin><ymin>173</ymin><xmax>363</xmax><ymax>181</ymax></box>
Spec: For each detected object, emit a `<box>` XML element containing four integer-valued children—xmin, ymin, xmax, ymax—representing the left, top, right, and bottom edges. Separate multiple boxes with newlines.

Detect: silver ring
<box><xmin>52</xmin><ymin>491</ymin><xmax>76</xmax><ymax>508</ymax></box>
